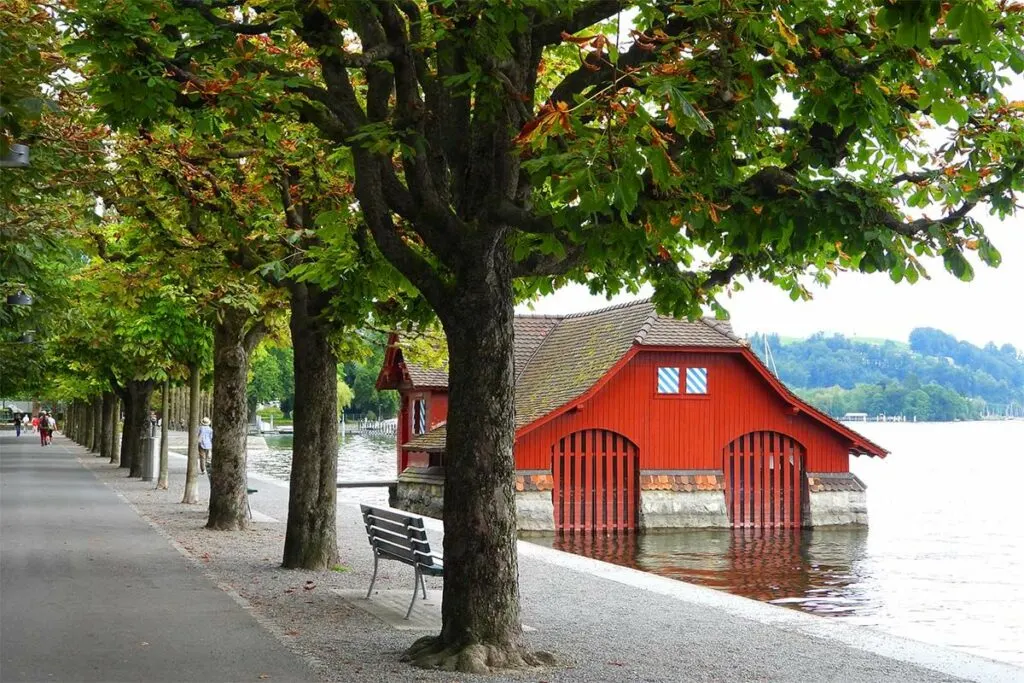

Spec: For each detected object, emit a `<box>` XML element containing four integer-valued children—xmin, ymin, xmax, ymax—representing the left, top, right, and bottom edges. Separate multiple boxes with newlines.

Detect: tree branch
<box><xmin>175</xmin><ymin>0</ymin><xmax>277</xmax><ymax>35</ymax></box>
<box><xmin>490</xmin><ymin>200</ymin><xmax>568</xmax><ymax>237</ymax></box>
<box><xmin>533</xmin><ymin>1</ymin><xmax>623</xmax><ymax>47</ymax></box>
<box><xmin>512</xmin><ymin>244</ymin><xmax>586</xmax><ymax>277</ymax></box>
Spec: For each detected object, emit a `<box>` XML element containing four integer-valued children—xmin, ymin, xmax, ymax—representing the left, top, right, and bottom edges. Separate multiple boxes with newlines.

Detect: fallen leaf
<box><xmin>285</xmin><ymin>630</ymin><xmax>300</xmax><ymax>636</ymax></box>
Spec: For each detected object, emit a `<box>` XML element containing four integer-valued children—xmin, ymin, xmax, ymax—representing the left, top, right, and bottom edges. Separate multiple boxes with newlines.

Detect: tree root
<box><xmin>401</xmin><ymin>635</ymin><xmax>557</xmax><ymax>674</ymax></box>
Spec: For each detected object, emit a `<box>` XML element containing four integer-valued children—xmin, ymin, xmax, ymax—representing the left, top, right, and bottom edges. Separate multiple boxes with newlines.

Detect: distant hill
<box><xmin>750</xmin><ymin>329</ymin><xmax>1024</xmax><ymax>421</ymax></box>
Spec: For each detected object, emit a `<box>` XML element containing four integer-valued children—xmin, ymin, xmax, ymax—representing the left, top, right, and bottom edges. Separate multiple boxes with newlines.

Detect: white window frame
<box><xmin>685</xmin><ymin>367</ymin><xmax>708</xmax><ymax>395</ymax></box>
<box><xmin>657</xmin><ymin>367</ymin><xmax>680</xmax><ymax>394</ymax></box>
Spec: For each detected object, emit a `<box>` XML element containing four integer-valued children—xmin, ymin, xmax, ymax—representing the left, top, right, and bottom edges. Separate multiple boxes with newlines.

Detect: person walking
<box><xmin>38</xmin><ymin>411</ymin><xmax>49</xmax><ymax>446</ymax></box>
<box><xmin>13</xmin><ymin>415</ymin><xmax>21</xmax><ymax>437</ymax></box>
<box><xmin>30</xmin><ymin>415</ymin><xmax>39</xmax><ymax>434</ymax></box>
<box><xmin>22</xmin><ymin>414</ymin><xmax>29</xmax><ymax>434</ymax></box>
<box><xmin>198</xmin><ymin>417</ymin><xmax>213</xmax><ymax>474</ymax></box>
<box><xmin>45</xmin><ymin>413</ymin><xmax>56</xmax><ymax>445</ymax></box>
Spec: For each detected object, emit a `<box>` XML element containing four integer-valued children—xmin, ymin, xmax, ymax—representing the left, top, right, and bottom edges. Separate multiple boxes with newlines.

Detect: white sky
<box><xmin>517</xmin><ymin>212</ymin><xmax>1023</xmax><ymax>348</ymax></box>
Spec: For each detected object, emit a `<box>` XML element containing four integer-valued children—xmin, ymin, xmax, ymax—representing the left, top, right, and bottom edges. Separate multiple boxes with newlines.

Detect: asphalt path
<box><xmin>0</xmin><ymin>432</ymin><xmax>318</xmax><ymax>683</ymax></box>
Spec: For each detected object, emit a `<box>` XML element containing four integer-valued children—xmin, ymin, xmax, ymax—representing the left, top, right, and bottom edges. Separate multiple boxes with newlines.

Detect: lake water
<box><xmin>248</xmin><ymin>422</ymin><xmax>1024</xmax><ymax>667</ymax></box>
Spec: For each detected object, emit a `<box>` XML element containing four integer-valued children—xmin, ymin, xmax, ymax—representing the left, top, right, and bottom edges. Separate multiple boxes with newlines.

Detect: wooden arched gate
<box><xmin>723</xmin><ymin>431</ymin><xmax>805</xmax><ymax>529</ymax></box>
<box><xmin>551</xmin><ymin>430</ymin><xmax>639</xmax><ymax>533</ymax></box>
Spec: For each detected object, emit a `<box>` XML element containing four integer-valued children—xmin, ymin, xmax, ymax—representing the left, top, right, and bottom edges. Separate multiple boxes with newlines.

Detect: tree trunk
<box><xmin>83</xmin><ymin>397</ymin><xmax>94</xmax><ymax>451</ymax></box>
<box><xmin>182</xmin><ymin>363</ymin><xmax>202</xmax><ymax>505</ymax></box>
<box><xmin>91</xmin><ymin>395</ymin><xmax>103</xmax><ymax>453</ymax></box>
<box><xmin>67</xmin><ymin>402</ymin><xmax>77</xmax><ymax>442</ymax></box>
<box><xmin>207</xmin><ymin>308</ymin><xmax>263</xmax><ymax>530</ymax></box>
<box><xmin>282</xmin><ymin>283</ymin><xmax>339</xmax><ymax>570</ymax></box>
<box><xmin>110</xmin><ymin>396</ymin><xmax>121</xmax><ymax>465</ymax></box>
<box><xmin>403</xmin><ymin>251</ymin><xmax>552</xmax><ymax>672</ymax></box>
<box><xmin>100</xmin><ymin>392</ymin><xmax>114</xmax><ymax>461</ymax></box>
<box><xmin>124</xmin><ymin>380</ymin><xmax>155</xmax><ymax>477</ymax></box>
<box><xmin>158</xmin><ymin>379</ymin><xmax>170</xmax><ymax>489</ymax></box>
<box><xmin>118</xmin><ymin>390</ymin><xmax>132</xmax><ymax>469</ymax></box>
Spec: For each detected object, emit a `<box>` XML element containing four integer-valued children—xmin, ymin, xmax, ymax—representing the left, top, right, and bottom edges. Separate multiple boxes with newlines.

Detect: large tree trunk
<box><xmin>83</xmin><ymin>397</ymin><xmax>95</xmax><ymax>451</ymax></box>
<box><xmin>118</xmin><ymin>390</ymin><xmax>132</xmax><ymax>469</ymax></box>
<box><xmin>125</xmin><ymin>380</ymin><xmax>155</xmax><ymax>478</ymax></box>
<box><xmin>403</xmin><ymin>252</ymin><xmax>552</xmax><ymax>672</ymax></box>
<box><xmin>282</xmin><ymin>283</ymin><xmax>339</xmax><ymax>570</ymax></box>
<box><xmin>158</xmin><ymin>379</ymin><xmax>170</xmax><ymax>489</ymax></box>
<box><xmin>207</xmin><ymin>308</ymin><xmax>263</xmax><ymax>530</ymax></box>
<box><xmin>110</xmin><ymin>396</ymin><xmax>121</xmax><ymax>465</ymax></box>
<box><xmin>100</xmin><ymin>392</ymin><xmax>114</xmax><ymax>461</ymax></box>
<box><xmin>91</xmin><ymin>395</ymin><xmax>102</xmax><ymax>453</ymax></box>
<box><xmin>181</xmin><ymin>363</ymin><xmax>202</xmax><ymax>505</ymax></box>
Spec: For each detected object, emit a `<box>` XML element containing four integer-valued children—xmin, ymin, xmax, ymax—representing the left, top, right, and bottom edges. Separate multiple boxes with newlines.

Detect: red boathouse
<box><xmin>376</xmin><ymin>300</ymin><xmax>887</xmax><ymax>532</ymax></box>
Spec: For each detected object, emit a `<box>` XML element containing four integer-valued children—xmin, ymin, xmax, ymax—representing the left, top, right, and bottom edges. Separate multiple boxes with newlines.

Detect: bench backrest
<box><xmin>360</xmin><ymin>505</ymin><xmax>437</xmax><ymax>569</ymax></box>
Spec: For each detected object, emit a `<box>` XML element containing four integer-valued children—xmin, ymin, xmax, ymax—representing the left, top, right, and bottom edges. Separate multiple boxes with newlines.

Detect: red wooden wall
<box><xmin>397</xmin><ymin>389</ymin><xmax>450</xmax><ymax>471</ymax></box>
<box><xmin>514</xmin><ymin>350</ymin><xmax>855</xmax><ymax>474</ymax></box>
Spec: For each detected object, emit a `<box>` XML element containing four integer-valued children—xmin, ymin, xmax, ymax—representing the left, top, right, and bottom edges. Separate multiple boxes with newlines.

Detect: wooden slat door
<box><xmin>723</xmin><ymin>431</ymin><xmax>804</xmax><ymax>529</ymax></box>
<box><xmin>552</xmin><ymin>430</ymin><xmax>639</xmax><ymax>534</ymax></box>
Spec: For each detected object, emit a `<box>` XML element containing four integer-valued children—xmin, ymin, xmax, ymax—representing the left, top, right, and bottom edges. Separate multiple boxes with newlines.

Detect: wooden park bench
<box><xmin>360</xmin><ymin>504</ymin><xmax>444</xmax><ymax>619</ymax></box>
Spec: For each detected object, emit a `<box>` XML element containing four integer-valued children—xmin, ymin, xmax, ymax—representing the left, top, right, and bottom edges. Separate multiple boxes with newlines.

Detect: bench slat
<box><xmin>360</xmin><ymin>505</ymin><xmax>422</xmax><ymax>527</ymax></box>
<box><xmin>366</xmin><ymin>525</ymin><xmax>428</xmax><ymax>552</ymax></box>
<box><xmin>363</xmin><ymin>515</ymin><xmax>427</xmax><ymax>541</ymax></box>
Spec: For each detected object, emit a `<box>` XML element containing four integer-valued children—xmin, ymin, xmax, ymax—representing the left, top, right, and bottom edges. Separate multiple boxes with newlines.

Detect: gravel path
<box><xmin>71</xmin><ymin>434</ymin><xmax>1023</xmax><ymax>683</ymax></box>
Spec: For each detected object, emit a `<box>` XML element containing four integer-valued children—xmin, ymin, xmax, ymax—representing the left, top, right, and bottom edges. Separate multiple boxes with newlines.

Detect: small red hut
<box><xmin>376</xmin><ymin>300</ymin><xmax>886</xmax><ymax>532</ymax></box>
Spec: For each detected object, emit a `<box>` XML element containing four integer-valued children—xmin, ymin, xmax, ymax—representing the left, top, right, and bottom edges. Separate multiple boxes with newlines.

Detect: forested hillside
<box><xmin>750</xmin><ymin>329</ymin><xmax>1024</xmax><ymax>421</ymax></box>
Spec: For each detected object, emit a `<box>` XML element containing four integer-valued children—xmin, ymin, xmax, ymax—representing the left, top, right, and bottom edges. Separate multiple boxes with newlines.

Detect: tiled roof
<box><xmin>405</xmin><ymin>361</ymin><xmax>449</xmax><ymax>389</ymax></box>
<box><xmin>512</xmin><ymin>316</ymin><xmax>561</xmax><ymax>382</ymax></box>
<box><xmin>404</xmin><ymin>424</ymin><xmax>447</xmax><ymax>452</ymax></box>
<box><xmin>401</xmin><ymin>299</ymin><xmax>742</xmax><ymax>449</ymax></box>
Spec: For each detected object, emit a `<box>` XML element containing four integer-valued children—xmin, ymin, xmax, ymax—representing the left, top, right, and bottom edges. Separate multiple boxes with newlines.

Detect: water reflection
<box><xmin>247</xmin><ymin>432</ymin><xmax>397</xmax><ymax>506</ymax></box>
<box><xmin>529</xmin><ymin>527</ymin><xmax>880</xmax><ymax>617</ymax></box>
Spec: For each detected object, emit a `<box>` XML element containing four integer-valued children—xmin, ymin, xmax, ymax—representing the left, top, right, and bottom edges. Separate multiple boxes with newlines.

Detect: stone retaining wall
<box><xmin>394</xmin><ymin>468</ymin><xmax>868</xmax><ymax>529</ymax></box>
<box><xmin>803</xmin><ymin>472</ymin><xmax>868</xmax><ymax>526</ymax></box>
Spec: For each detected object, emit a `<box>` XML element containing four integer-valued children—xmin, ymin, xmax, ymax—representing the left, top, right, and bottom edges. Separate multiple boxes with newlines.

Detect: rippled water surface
<box><xmin>248</xmin><ymin>431</ymin><xmax>397</xmax><ymax>506</ymax></box>
<box><xmin>248</xmin><ymin>422</ymin><xmax>1024</xmax><ymax>666</ymax></box>
<box><xmin>528</xmin><ymin>421</ymin><xmax>1024</xmax><ymax>667</ymax></box>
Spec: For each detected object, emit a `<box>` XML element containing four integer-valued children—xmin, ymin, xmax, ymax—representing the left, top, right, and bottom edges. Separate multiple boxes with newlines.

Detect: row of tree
<box><xmin>751</xmin><ymin>329</ymin><xmax>1024</xmax><ymax>419</ymax></box>
<box><xmin>5</xmin><ymin>0</ymin><xmax>1024</xmax><ymax>673</ymax></box>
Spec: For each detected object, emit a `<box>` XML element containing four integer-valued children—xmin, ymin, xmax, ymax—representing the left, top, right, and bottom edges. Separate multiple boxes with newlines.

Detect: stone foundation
<box><xmin>393</xmin><ymin>468</ymin><xmax>868</xmax><ymax>529</ymax></box>
<box><xmin>804</xmin><ymin>472</ymin><xmax>868</xmax><ymax>526</ymax></box>
<box><xmin>639</xmin><ymin>471</ymin><xmax>729</xmax><ymax>529</ymax></box>
<box><xmin>394</xmin><ymin>466</ymin><xmax>445</xmax><ymax>519</ymax></box>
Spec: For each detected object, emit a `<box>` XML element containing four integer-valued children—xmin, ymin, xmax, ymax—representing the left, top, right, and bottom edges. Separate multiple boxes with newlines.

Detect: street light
<box><xmin>0</xmin><ymin>143</ymin><xmax>30</xmax><ymax>168</ymax></box>
<box><xmin>6</xmin><ymin>290</ymin><xmax>32</xmax><ymax>306</ymax></box>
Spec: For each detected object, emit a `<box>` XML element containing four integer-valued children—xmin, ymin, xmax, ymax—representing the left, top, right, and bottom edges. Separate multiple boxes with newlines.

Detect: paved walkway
<box><xmin>0</xmin><ymin>433</ymin><xmax>319</xmax><ymax>682</ymax></box>
<box><xmin>3</xmin><ymin>431</ymin><xmax>1023</xmax><ymax>682</ymax></box>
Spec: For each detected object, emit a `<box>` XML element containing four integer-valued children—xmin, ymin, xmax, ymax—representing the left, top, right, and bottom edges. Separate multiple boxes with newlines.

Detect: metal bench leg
<box><xmin>366</xmin><ymin>555</ymin><xmax>379</xmax><ymax>599</ymax></box>
<box><xmin>419</xmin><ymin>570</ymin><xmax>427</xmax><ymax>599</ymax></box>
<box><xmin>405</xmin><ymin>567</ymin><xmax>420</xmax><ymax>619</ymax></box>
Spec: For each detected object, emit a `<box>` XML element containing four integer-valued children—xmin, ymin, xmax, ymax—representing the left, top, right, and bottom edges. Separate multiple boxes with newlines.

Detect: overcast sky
<box><xmin>517</xmin><ymin>211</ymin><xmax>1023</xmax><ymax>348</ymax></box>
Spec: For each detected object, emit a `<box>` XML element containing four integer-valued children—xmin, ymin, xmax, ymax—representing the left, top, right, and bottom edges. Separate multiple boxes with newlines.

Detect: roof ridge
<box><xmin>699</xmin><ymin>316</ymin><xmax>745</xmax><ymax>344</ymax></box>
<box><xmin>514</xmin><ymin>313</ymin><xmax>566</xmax><ymax>320</ymax></box>
<box><xmin>633</xmin><ymin>311</ymin><xmax>659</xmax><ymax>345</ymax></box>
<box><xmin>560</xmin><ymin>297</ymin><xmax>653</xmax><ymax>319</ymax></box>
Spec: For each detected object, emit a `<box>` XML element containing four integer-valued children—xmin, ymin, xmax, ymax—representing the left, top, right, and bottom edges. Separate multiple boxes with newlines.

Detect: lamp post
<box><xmin>6</xmin><ymin>290</ymin><xmax>32</xmax><ymax>306</ymax></box>
<box><xmin>0</xmin><ymin>143</ymin><xmax>30</xmax><ymax>168</ymax></box>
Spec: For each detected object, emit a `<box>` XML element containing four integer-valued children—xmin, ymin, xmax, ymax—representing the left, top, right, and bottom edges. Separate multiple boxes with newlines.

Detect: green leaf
<box><xmin>959</xmin><ymin>4</ymin><xmax>993</xmax><ymax>45</ymax></box>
